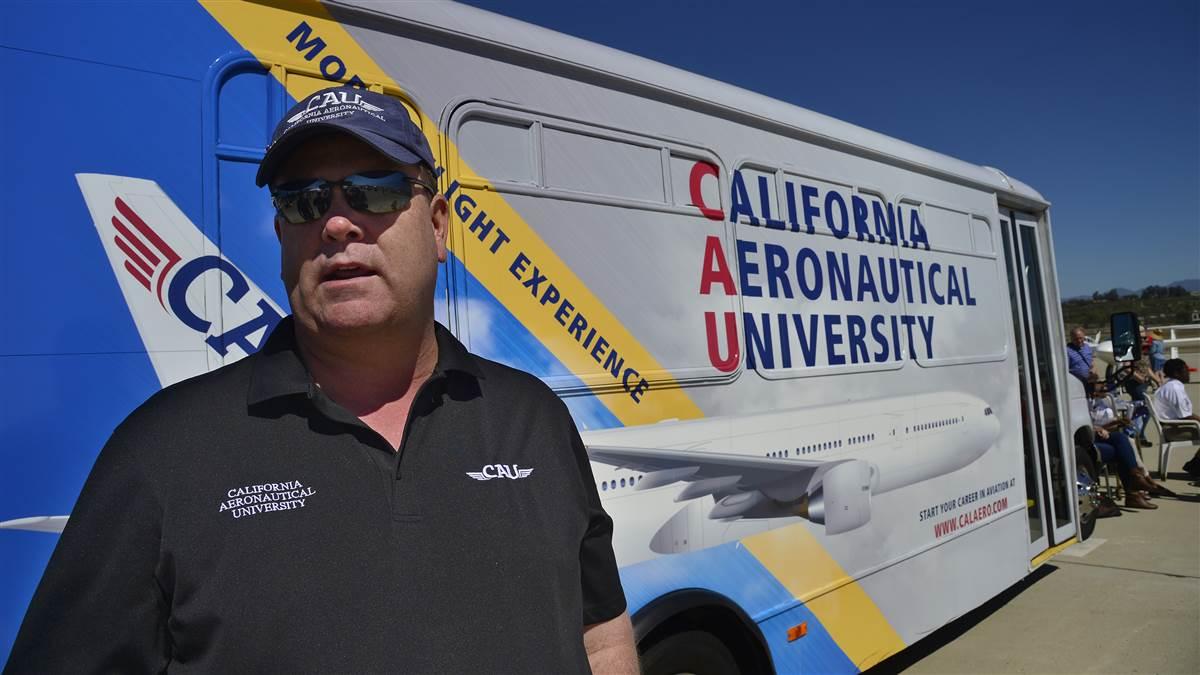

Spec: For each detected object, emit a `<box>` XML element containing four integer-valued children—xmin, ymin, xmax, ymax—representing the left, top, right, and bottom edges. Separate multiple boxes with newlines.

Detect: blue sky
<box><xmin>460</xmin><ymin>0</ymin><xmax>1199</xmax><ymax>299</ymax></box>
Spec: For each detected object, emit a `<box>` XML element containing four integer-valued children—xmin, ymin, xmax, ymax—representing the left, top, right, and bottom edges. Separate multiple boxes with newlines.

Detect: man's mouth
<box><xmin>323</xmin><ymin>264</ymin><xmax>376</xmax><ymax>282</ymax></box>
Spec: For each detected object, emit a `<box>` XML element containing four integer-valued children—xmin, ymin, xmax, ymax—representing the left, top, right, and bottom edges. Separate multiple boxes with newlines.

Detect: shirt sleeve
<box><xmin>1176</xmin><ymin>384</ymin><xmax>1194</xmax><ymax>417</ymax></box>
<box><xmin>6</xmin><ymin>425</ymin><xmax>170</xmax><ymax>673</ymax></box>
<box><xmin>566</xmin><ymin>421</ymin><xmax>628</xmax><ymax>626</ymax></box>
<box><xmin>1066</xmin><ymin>347</ymin><xmax>1087</xmax><ymax>381</ymax></box>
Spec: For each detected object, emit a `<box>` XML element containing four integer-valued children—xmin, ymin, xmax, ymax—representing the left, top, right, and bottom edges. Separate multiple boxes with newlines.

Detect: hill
<box><xmin>1167</xmin><ymin>278</ymin><xmax>1200</xmax><ymax>292</ymax></box>
<box><xmin>1062</xmin><ymin>295</ymin><xmax>1200</xmax><ymax>334</ymax></box>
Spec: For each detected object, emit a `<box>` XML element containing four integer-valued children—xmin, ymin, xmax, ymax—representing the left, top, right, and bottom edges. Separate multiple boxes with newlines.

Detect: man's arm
<box><xmin>5</xmin><ymin>428</ymin><xmax>169</xmax><ymax>672</ymax></box>
<box><xmin>584</xmin><ymin>611</ymin><xmax>638</xmax><ymax>674</ymax></box>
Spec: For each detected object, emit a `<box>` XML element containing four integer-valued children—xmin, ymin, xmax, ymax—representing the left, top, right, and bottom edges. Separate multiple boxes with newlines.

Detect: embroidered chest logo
<box><xmin>466</xmin><ymin>464</ymin><xmax>534</xmax><ymax>481</ymax></box>
<box><xmin>218</xmin><ymin>480</ymin><xmax>316</xmax><ymax>519</ymax></box>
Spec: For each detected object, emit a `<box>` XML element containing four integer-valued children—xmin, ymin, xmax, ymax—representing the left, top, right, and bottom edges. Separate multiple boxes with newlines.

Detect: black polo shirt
<box><xmin>6</xmin><ymin>318</ymin><xmax>626</xmax><ymax>674</ymax></box>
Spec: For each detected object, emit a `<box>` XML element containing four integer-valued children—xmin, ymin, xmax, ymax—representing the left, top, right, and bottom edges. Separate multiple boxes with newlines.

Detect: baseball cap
<box><xmin>255</xmin><ymin>86</ymin><xmax>435</xmax><ymax>187</ymax></box>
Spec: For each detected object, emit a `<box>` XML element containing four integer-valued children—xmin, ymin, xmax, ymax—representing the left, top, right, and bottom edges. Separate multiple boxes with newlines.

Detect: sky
<box><xmin>458</xmin><ymin>0</ymin><xmax>1199</xmax><ymax>299</ymax></box>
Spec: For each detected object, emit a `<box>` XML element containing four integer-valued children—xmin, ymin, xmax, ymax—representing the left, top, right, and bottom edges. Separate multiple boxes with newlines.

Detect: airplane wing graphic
<box><xmin>0</xmin><ymin>516</ymin><xmax>69</xmax><ymax>534</ymax></box>
<box><xmin>588</xmin><ymin>444</ymin><xmax>861</xmax><ymax>525</ymax></box>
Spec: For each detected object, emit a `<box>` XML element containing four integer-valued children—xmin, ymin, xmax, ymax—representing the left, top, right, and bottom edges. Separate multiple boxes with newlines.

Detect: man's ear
<box><xmin>431</xmin><ymin>193</ymin><xmax>449</xmax><ymax>263</ymax></box>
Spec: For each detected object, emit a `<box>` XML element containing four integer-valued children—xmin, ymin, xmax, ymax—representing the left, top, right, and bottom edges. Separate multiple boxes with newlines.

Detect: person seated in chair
<box><xmin>1088</xmin><ymin>379</ymin><xmax>1167</xmax><ymax>508</ymax></box>
<box><xmin>1155</xmin><ymin>358</ymin><xmax>1200</xmax><ymax>478</ymax></box>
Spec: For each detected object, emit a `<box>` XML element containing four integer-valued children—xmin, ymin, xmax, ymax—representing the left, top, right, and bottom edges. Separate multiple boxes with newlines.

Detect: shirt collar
<box><xmin>247</xmin><ymin>316</ymin><xmax>484</xmax><ymax>407</ymax></box>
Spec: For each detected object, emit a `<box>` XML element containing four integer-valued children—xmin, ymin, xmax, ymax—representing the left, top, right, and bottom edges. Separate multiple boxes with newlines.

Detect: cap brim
<box><xmin>255</xmin><ymin>123</ymin><xmax>428</xmax><ymax>187</ymax></box>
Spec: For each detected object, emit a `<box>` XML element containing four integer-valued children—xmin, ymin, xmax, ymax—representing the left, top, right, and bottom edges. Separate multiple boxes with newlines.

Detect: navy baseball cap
<box><xmin>256</xmin><ymin>86</ymin><xmax>435</xmax><ymax>187</ymax></box>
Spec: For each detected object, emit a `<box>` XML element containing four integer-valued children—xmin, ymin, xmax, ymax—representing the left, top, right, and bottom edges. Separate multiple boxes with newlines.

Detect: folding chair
<box><xmin>1145</xmin><ymin>399</ymin><xmax>1200</xmax><ymax>479</ymax></box>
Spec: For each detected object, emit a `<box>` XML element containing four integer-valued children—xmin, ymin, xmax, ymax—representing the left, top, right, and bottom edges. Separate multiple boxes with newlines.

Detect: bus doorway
<box><xmin>1000</xmin><ymin>210</ymin><xmax>1077</xmax><ymax>560</ymax></box>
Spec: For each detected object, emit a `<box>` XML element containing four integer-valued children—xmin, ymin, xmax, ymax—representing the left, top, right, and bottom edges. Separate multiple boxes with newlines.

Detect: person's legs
<box><xmin>1108</xmin><ymin>432</ymin><xmax>1141</xmax><ymax>476</ymax></box>
<box><xmin>1095</xmin><ymin>440</ymin><xmax>1134</xmax><ymax>488</ymax></box>
<box><xmin>1097</xmin><ymin>436</ymin><xmax>1157</xmax><ymax>509</ymax></box>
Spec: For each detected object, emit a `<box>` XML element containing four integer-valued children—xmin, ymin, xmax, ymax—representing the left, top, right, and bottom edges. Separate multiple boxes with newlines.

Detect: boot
<box><xmin>1183</xmin><ymin>455</ymin><xmax>1200</xmax><ymax>478</ymax></box>
<box><xmin>1125</xmin><ymin>491</ymin><xmax>1158</xmax><ymax>509</ymax></box>
<box><xmin>1097</xmin><ymin>496</ymin><xmax>1122</xmax><ymax>518</ymax></box>
<box><xmin>1133</xmin><ymin>468</ymin><xmax>1177</xmax><ymax>497</ymax></box>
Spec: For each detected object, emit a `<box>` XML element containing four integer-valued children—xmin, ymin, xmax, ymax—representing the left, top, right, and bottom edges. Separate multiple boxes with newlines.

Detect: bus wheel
<box><xmin>1076</xmin><ymin>450</ymin><xmax>1100</xmax><ymax>541</ymax></box>
<box><xmin>641</xmin><ymin>630</ymin><xmax>740</xmax><ymax>675</ymax></box>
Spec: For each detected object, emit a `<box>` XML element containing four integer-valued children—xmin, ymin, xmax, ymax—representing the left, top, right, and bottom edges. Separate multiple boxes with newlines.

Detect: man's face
<box><xmin>1071</xmin><ymin>330</ymin><xmax>1086</xmax><ymax>347</ymax></box>
<box><xmin>272</xmin><ymin>134</ymin><xmax>448</xmax><ymax>336</ymax></box>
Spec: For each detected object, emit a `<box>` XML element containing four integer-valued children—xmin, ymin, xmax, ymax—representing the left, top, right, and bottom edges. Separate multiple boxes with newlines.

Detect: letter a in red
<box><xmin>700</xmin><ymin>236</ymin><xmax>735</xmax><ymax>296</ymax></box>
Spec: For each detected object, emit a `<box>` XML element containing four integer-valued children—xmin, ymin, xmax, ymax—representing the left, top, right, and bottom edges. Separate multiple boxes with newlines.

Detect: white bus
<box><xmin>2</xmin><ymin>2</ymin><xmax>1090</xmax><ymax>671</ymax></box>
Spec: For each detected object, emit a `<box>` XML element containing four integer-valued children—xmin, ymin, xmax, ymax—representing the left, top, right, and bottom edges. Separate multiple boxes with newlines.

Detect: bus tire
<box><xmin>640</xmin><ymin>630</ymin><xmax>740</xmax><ymax>675</ymax></box>
<box><xmin>1075</xmin><ymin>448</ymin><xmax>1100</xmax><ymax>541</ymax></box>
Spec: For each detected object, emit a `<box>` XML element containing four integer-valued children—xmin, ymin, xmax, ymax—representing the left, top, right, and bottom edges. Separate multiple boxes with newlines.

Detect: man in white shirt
<box><xmin>1154</xmin><ymin>359</ymin><xmax>1200</xmax><ymax>477</ymax></box>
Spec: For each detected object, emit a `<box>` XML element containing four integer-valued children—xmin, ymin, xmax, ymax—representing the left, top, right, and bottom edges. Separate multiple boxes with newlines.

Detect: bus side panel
<box><xmin>0</xmin><ymin>1</ymin><xmax>253</xmax><ymax>662</ymax></box>
<box><xmin>224</xmin><ymin>5</ymin><xmax>1038</xmax><ymax>670</ymax></box>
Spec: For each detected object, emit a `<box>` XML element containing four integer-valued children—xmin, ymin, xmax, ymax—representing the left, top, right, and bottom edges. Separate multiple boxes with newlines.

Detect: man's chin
<box><xmin>309</xmin><ymin>302</ymin><xmax>396</xmax><ymax>334</ymax></box>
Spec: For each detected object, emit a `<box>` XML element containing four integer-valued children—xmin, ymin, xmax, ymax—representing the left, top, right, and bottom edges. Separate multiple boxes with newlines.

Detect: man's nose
<box><xmin>321</xmin><ymin>188</ymin><xmax>365</xmax><ymax>243</ymax></box>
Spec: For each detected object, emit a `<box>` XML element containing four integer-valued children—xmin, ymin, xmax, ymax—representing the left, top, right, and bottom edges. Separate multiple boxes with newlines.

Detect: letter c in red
<box><xmin>689</xmin><ymin>161</ymin><xmax>725</xmax><ymax>221</ymax></box>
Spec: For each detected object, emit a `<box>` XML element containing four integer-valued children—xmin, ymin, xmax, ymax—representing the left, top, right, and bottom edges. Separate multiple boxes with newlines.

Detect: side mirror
<box><xmin>1110</xmin><ymin>312</ymin><xmax>1141</xmax><ymax>362</ymax></box>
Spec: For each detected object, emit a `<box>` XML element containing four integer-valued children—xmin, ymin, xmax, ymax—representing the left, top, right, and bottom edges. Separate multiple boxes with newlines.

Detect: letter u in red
<box><xmin>705</xmin><ymin>312</ymin><xmax>740</xmax><ymax>373</ymax></box>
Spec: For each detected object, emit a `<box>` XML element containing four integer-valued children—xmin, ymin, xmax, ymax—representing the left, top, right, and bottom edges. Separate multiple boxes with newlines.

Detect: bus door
<box><xmin>999</xmin><ymin>210</ymin><xmax>1077</xmax><ymax>559</ymax></box>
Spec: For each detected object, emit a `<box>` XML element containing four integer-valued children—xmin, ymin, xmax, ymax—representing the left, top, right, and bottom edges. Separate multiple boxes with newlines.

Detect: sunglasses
<box><xmin>270</xmin><ymin>171</ymin><xmax>436</xmax><ymax>224</ymax></box>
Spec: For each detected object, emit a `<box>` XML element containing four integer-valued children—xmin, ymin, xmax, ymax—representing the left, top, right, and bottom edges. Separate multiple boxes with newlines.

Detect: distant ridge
<box><xmin>1066</xmin><ymin>279</ymin><xmax>1200</xmax><ymax>301</ymax></box>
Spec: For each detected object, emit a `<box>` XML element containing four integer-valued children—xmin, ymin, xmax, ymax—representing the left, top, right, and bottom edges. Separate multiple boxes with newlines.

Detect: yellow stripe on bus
<box><xmin>742</xmin><ymin>524</ymin><xmax>907</xmax><ymax>670</ymax></box>
<box><xmin>199</xmin><ymin>0</ymin><xmax>704</xmax><ymax>426</ymax></box>
<box><xmin>1031</xmin><ymin>536</ymin><xmax>1076</xmax><ymax>568</ymax></box>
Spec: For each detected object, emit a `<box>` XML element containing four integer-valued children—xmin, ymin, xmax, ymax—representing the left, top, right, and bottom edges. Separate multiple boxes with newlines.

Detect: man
<box><xmin>1066</xmin><ymin>326</ymin><xmax>1094</xmax><ymax>383</ymax></box>
<box><xmin>1155</xmin><ymin>358</ymin><xmax>1200</xmax><ymax>478</ymax></box>
<box><xmin>7</xmin><ymin>87</ymin><xmax>637</xmax><ymax>673</ymax></box>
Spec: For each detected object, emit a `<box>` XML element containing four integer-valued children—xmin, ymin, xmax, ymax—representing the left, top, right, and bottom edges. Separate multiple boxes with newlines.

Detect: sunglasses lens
<box><xmin>272</xmin><ymin>181</ymin><xmax>331</xmax><ymax>224</ymax></box>
<box><xmin>271</xmin><ymin>172</ymin><xmax>424</xmax><ymax>223</ymax></box>
<box><xmin>342</xmin><ymin>172</ymin><xmax>416</xmax><ymax>214</ymax></box>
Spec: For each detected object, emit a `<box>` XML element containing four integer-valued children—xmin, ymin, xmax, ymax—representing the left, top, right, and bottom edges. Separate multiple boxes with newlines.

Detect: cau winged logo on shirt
<box><xmin>466</xmin><ymin>464</ymin><xmax>535</xmax><ymax>481</ymax></box>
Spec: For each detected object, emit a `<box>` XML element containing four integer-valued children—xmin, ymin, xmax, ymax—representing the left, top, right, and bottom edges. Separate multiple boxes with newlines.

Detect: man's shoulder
<box><xmin>118</xmin><ymin>355</ymin><xmax>258</xmax><ymax>435</ymax></box>
<box><xmin>469</xmin><ymin>353</ymin><xmax>561</xmax><ymax>404</ymax></box>
<box><xmin>1154</xmin><ymin>379</ymin><xmax>1184</xmax><ymax>409</ymax></box>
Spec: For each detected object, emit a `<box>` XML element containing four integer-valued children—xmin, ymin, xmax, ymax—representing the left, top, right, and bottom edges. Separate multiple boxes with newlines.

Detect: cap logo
<box><xmin>285</xmin><ymin>90</ymin><xmax>386</xmax><ymax>125</ymax></box>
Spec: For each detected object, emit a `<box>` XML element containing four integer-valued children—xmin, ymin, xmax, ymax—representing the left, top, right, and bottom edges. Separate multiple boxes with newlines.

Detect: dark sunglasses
<box><xmin>270</xmin><ymin>171</ymin><xmax>436</xmax><ymax>224</ymax></box>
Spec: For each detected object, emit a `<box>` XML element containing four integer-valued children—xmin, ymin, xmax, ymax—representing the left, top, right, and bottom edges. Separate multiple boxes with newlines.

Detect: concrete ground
<box><xmin>868</xmin><ymin>358</ymin><xmax>1200</xmax><ymax>675</ymax></box>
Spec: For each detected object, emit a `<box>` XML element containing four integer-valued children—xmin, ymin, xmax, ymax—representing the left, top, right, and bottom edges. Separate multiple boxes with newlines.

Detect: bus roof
<box><xmin>335</xmin><ymin>0</ymin><xmax>1050</xmax><ymax>211</ymax></box>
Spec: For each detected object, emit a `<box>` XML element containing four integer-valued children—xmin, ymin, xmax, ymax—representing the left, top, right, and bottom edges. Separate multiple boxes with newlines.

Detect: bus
<box><xmin>1</xmin><ymin>1</ymin><xmax>1091</xmax><ymax>671</ymax></box>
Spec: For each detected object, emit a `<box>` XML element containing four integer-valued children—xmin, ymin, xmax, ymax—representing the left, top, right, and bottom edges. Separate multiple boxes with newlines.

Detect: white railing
<box><xmin>1149</xmin><ymin>323</ymin><xmax>1200</xmax><ymax>359</ymax></box>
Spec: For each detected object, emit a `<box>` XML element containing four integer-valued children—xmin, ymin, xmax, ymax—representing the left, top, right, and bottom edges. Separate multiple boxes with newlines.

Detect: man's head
<box><xmin>1163</xmin><ymin>358</ymin><xmax>1190</xmax><ymax>383</ymax></box>
<box><xmin>1070</xmin><ymin>327</ymin><xmax>1087</xmax><ymax>348</ymax></box>
<box><xmin>258</xmin><ymin>87</ymin><xmax>448</xmax><ymax>337</ymax></box>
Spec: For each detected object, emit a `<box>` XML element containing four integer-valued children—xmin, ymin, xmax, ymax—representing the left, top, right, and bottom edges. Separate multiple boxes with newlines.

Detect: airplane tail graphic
<box><xmin>4</xmin><ymin>176</ymin><xmax>289</xmax><ymax>534</ymax></box>
<box><xmin>76</xmin><ymin>174</ymin><xmax>285</xmax><ymax>388</ymax></box>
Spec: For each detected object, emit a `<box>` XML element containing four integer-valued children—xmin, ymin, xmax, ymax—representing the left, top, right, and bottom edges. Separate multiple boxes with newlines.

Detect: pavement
<box><xmin>867</xmin><ymin>358</ymin><xmax>1200</xmax><ymax>675</ymax></box>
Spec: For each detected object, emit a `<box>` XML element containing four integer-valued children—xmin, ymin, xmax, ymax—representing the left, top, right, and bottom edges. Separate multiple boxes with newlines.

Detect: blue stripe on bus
<box><xmin>619</xmin><ymin>541</ymin><xmax>855</xmax><ymax>672</ymax></box>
